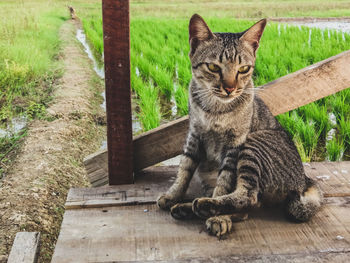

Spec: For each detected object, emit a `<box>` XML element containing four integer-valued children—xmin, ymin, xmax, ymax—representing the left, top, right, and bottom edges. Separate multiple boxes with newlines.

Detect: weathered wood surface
<box><xmin>69</xmin><ymin>162</ymin><xmax>350</xmax><ymax>209</ymax></box>
<box><xmin>257</xmin><ymin>50</ymin><xmax>350</xmax><ymax>116</ymax></box>
<box><xmin>66</xmin><ymin>166</ymin><xmax>180</xmax><ymax>209</ymax></box>
<box><xmin>7</xmin><ymin>232</ymin><xmax>40</xmax><ymax>263</ymax></box>
<box><xmin>84</xmin><ymin>51</ymin><xmax>350</xmax><ymax>185</ymax></box>
<box><xmin>103</xmin><ymin>0</ymin><xmax>133</xmax><ymax>184</ymax></box>
<box><xmin>53</xmin><ymin>198</ymin><xmax>350</xmax><ymax>263</ymax></box>
<box><xmin>52</xmin><ymin>162</ymin><xmax>350</xmax><ymax>262</ymax></box>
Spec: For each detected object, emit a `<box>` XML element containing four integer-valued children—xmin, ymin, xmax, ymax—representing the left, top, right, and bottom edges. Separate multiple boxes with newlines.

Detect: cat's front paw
<box><xmin>192</xmin><ymin>197</ymin><xmax>220</xmax><ymax>218</ymax></box>
<box><xmin>170</xmin><ymin>203</ymin><xmax>195</xmax><ymax>220</ymax></box>
<box><xmin>206</xmin><ymin>216</ymin><xmax>233</xmax><ymax>238</ymax></box>
<box><xmin>157</xmin><ymin>194</ymin><xmax>177</xmax><ymax>210</ymax></box>
<box><xmin>212</xmin><ymin>185</ymin><xmax>230</xmax><ymax>197</ymax></box>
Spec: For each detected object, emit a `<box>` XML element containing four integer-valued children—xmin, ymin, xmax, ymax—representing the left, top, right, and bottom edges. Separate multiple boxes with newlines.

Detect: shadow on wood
<box><xmin>52</xmin><ymin>162</ymin><xmax>350</xmax><ymax>262</ymax></box>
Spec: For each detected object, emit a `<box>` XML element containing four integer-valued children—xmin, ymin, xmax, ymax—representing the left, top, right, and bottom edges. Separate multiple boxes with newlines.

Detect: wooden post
<box><xmin>102</xmin><ymin>0</ymin><xmax>133</xmax><ymax>185</ymax></box>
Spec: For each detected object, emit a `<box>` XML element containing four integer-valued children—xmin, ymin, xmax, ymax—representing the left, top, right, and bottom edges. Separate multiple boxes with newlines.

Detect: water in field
<box><xmin>286</xmin><ymin>20</ymin><xmax>350</xmax><ymax>47</ymax></box>
<box><xmin>0</xmin><ymin>116</ymin><xmax>27</xmax><ymax>138</ymax></box>
<box><xmin>76</xmin><ymin>29</ymin><xmax>105</xmax><ymax>79</ymax></box>
<box><xmin>76</xmin><ymin>28</ymin><xmax>142</xmax><ymax>149</ymax></box>
<box><xmin>289</xmin><ymin>21</ymin><xmax>350</xmax><ymax>34</ymax></box>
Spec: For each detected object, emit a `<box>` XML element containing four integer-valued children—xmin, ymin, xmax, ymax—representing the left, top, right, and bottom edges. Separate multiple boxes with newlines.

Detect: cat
<box><xmin>157</xmin><ymin>14</ymin><xmax>323</xmax><ymax>237</ymax></box>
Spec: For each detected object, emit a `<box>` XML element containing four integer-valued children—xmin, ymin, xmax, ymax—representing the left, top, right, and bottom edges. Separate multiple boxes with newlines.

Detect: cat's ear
<box><xmin>240</xmin><ymin>19</ymin><xmax>267</xmax><ymax>55</ymax></box>
<box><xmin>189</xmin><ymin>14</ymin><xmax>215</xmax><ymax>56</ymax></box>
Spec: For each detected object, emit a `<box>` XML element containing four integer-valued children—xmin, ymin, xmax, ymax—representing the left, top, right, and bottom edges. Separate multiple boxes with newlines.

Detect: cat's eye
<box><xmin>238</xmin><ymin>65</ymin><xmax>251</xmax><ymax>74</ymax></box>
<box><xmin>207</xmin><ymin>63</ymin><xmax>221</xmax><ymax>72</ymax></box>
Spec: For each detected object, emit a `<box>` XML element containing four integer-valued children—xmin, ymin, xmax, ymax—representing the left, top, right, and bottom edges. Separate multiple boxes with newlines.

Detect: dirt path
<box><xmin>0</xmin><ymin>20</ymin><xmax>105</xmax><ymax>262</ymax></box>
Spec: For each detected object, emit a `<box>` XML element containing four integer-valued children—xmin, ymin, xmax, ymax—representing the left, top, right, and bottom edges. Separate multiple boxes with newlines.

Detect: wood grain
<box><xmin>7</xmin><ymin>232</ymin><xmax>40</xmax><ymax>263</ymax></box>
<box><xmin>52</xmin><ymin>197</ymin><xmax>350</xmax><ymax>262</ymax></box>
<box><xmin>257</xmin><ymin>50</ymin><xmax>350</xmax><ymax>116</ymax></box>
<box><xmin>84</xmin><ymin>51</ymin><xmax>350</xmax><ymax>184</ymax></box>
<box><xmin>67</xmin><ymin>162</ymin><xmax>350</xmax><ymax>209</ymax></box>
<box><xmin>102</xmin><ymin>0</ymin><xmax>133</xmax><ymax>184</ymax></box>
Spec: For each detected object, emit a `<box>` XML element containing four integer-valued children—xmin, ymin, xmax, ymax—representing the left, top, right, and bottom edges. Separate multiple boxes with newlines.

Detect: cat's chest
<box><xmin>193</xmin><ymin>112</ymin><xmax>240</xmax><ymax>161</ymax></box>
<box><xmin>196</xmin><ymin>108</ymin><xmax>235</xmax><ymax>133</ymax></box>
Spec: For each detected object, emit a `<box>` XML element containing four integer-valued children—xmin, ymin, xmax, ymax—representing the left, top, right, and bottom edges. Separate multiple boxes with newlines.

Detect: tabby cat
<box><xmin>157</xmin><ymin>14</ymin><xmax>323</xmax><ymax>237</ymax></box>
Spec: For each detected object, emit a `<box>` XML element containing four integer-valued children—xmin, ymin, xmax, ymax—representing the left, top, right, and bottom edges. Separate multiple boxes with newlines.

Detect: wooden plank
<box><xmin>102</xmin><ymin>0</ymin><xmax>133</xmax><ymax>185</ymax></box>
<box><xmin>133</xmin><ymin>116</ymin><xmax>188</xmax><ymax>171</ymax></box>
<box><xmin>66</xmin><ymin>166</ymin><xmax>189</xmax><ymax>209</ymax></box>
<box><xmin>7</xmin><ymin>232</ymin><xmax>40</xmax><ymax>263</ymax></box>
<box><xmin>67</xmin><ymin>252</ymin><xmax>350</xmax><ymax>263</ymax></box>
<box><xmin>52</xmin><ymin>197</ymin><xmax>350</xmax><ymax>262</ymax></box>
<box><xmin>68</xmin><ymin>162</ymin><xmax>350</xmax><ymax>209</ymax></box>
<box><xmin>257</xmin><ymin>50</ymin><xmax>350</xmax><ymax>116</ymax></box>
<box><xmin>306</xmin><ymin>162</ymin><xmax>350</xmax><ymax>197</ymax></box>
<box><xmin>84</xmin><ymin>51</ymin><xmax>350</xmax><ymax>181</ymax></box>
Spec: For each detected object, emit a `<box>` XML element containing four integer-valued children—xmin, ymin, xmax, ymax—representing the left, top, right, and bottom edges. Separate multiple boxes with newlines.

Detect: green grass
<box><xmin>0</xmin><ymin>0</ymin><xmax>69</xmax><ymax>176</ymax></box>
<box><xmin>0</xmin><ymin>2</ymin><xmax>68</xmax><ymax>124</ymax></box>
<box><xmin>137</xmin><ymin>82</ymin><xmax>161</xmax><ymax>131</ymax></box>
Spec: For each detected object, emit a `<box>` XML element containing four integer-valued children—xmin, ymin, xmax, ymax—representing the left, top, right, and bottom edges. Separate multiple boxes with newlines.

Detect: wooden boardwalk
<box><xmin>52</xmin><ymin>162</ymin><xmax>350</xmax><ymax>262</ymax></box>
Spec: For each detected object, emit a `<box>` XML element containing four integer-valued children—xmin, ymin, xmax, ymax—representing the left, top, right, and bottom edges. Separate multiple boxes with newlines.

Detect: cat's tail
<box><xmin>286</xmin><ymin>177</ymin><xmax>323</xmax><ymax>222</ymax></box>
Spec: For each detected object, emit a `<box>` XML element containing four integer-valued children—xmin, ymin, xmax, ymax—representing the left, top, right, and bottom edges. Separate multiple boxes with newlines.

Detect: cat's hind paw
<box><xmin>157</xmin><ymin>194</ymin><xmax>177</xmax><ymax>210</ymax></box>
<box><xmin>170</xmin><ymin>202</ymin><xmax>196</xmax><ymax>220</ymax></box>
<box><xmin>192</xmin><ymin>197</ymin><xmax>220</xmax><ymax>218</ymax></box>
<box><xmin>206</xmin><ymin>215</ymin><xmax>233</xmax><ymax>238</ymax></box>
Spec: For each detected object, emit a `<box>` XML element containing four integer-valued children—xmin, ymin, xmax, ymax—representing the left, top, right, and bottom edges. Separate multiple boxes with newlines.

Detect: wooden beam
<box><xmin>84</xmin><ymin>50</ymin><xmax>350</xmax><ymax>182</ymax></box>
<box><xmin>258</xmin><ymin>50</ymin><xmax>350</xmax><ymax>116</ymax></box>
<box><xmin>7</xmin><ymin>232</ymin><xmax>40</xmax><ymax>263</ymax></box>
<box><xmin>133</xmin><ymin>116</ymin><xmax>188</xmax><ymax>171</ymax></box>
<box><xmin>102</xmin><ymin>0</ymin><xmax>133</xmax><ymax>185</ymax></box>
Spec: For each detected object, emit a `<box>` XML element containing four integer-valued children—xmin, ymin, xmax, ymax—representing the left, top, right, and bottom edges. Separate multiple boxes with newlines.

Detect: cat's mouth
<box><xmin>213</xmin><ymin>86</ymin><xmax>242</xmax><ymax>100</ymax></box>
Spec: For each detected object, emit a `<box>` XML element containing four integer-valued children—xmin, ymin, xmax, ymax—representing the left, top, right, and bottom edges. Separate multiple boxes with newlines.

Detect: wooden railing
<box><xmin>100</xmin><ymin>0</ymin><xmax>350</xmax><ymax>185</ymax></box>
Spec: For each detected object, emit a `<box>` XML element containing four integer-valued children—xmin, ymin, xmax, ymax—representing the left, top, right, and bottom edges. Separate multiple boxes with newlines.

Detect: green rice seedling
<box><xmin>130</xmin><ymin>70</ymin><xmax>144</xmax><ymax>95</ymax></box>
<box><xmin>137</xmin><ymin>83</ymin><xmax>161</xmax><ymax>131</ymax></box>
<box><xmin>174</xmin><ymin>85</ymin><xmax>189</xmax><ymax>116</ymax></box>
<box><xmin>328</xmin><ymin>93</ymin><xmax>350</xmax><ymax>120</ymax></box>
<box><xmin>297</xmin><ymin>103</ymin><xmax>331</xmax><ymax>138</ymax></box>
<box><xmin>149</xmin><ymin>66</ymin><xmax>173</xmax><ymax>100</ymax></box>
<box><xmin>293</xmin><ymin>114</ymin><xmax>320</xmax><ymax>162</ymax></box>
<box><xmin>293</xmin><ymin>135</ymin><xmax>309</xmax><ymax>163</ymax></box>
<box><xmin>276</xmin><ymin>112</ymin><xmax>298</xmax><ymax>137</ymax></box>
<box><xmin>326</xmin><ymin>138</ymin><xmax>344</xmax><ymax>161</ymax></box>
<box><xmin>135</xmin><ymin>55</ymin><xmax>152</xmax><ymax>81</ymax></box>
<box><xmin>277</xmin><ymin>112</ymin><xmax>319</xmax><ymax>162</ymax></box>
<box><xmin>177</xmin><ymin>56</ymin><xmax>191</xmax><ymax>87</ymax></box>
<box><xmin>82</xmin><ymin>19</ymin><xmax>104</xmax><ymax>56</ymax></box>
<box><xmin>338</xmin><ymin>115</ymin><xmax>350</xmax><ymax>149</ymax></box>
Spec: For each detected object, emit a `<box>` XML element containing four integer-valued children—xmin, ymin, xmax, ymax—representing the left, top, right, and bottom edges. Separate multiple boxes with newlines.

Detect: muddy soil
<box><xmin>0</xmin><ymin>20</ymin><xmax>105</xmax><ymax>262</ymax></box>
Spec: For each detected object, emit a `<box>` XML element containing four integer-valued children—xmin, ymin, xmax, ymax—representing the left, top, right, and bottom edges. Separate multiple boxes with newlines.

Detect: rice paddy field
<box><xmin>73</xmin><ymin>2</ymin><xmax>350</xmax><ymax>162</ymax></box>
<box><xmin>1</xmin><ymin>0</ymin><xmax>350</xmax><ymax>165</ymax></box>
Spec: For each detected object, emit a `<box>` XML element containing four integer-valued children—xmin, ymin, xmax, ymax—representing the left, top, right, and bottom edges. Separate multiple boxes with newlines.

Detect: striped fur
<box><xmin>157</xmin><ymin>15</ymin><xmax>323</xmax><ymax>236</ymax></box>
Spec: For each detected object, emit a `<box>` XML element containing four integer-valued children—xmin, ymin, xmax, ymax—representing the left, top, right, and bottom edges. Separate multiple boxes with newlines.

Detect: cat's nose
<box><xmin>224</xmin><ymin>86</ymin><xmax>235</xmax><ymax>95</ymax></box>
<box><xmin>223</xmin><ymin>78</ymin><xmax>236</xmax><ymax>95</ymax></box>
